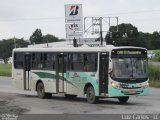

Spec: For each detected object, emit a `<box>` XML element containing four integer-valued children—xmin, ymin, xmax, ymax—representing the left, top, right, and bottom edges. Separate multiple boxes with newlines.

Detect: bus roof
<box><xmin>13</xmin><ymin>45</ymin><xmax>147</xmax><ymax>53</ymax></box>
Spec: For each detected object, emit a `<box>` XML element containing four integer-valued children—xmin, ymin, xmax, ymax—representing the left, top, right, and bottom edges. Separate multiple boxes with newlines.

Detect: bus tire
<box><xmin>37</xmin><ymin>82</ymin><xmax>50</xmax><ymax>99</ymax></box>
<box><xmin>118</xmin><ymin>96</ymin><xmax>129</xmax><ymax>103</ymax></box>
<box><xmin>86</xmin><ymin>86</ymin><xmax>98</xmax><ymax>104</ymax></box>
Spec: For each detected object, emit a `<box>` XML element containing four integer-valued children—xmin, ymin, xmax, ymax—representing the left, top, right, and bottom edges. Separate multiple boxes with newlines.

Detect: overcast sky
<box><xmin>0</xmin><ymin>0</ymin><xmax>160</xmax><ymax>40</ymax></box>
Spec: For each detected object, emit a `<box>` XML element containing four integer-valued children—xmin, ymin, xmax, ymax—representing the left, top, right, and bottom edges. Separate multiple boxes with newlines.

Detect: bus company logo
<box><xmin>69</xmin><ymin>5</ymin><xmax>79</xmax><ymax>16</ymax></box>
<box><xmin>74</xmin><ymin>72</ymin><xmax>79</xmax><ymax>77</ymax></box>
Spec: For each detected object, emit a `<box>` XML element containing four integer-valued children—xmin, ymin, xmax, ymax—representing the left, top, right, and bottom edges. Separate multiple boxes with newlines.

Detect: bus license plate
<box><xmin>129</xmin><ymin>89</ymin><xmax>136</xmax><ymax>94</ymax></box>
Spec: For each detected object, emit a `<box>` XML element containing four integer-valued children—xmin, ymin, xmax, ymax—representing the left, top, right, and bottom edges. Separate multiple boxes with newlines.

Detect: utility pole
<box><xmin>46</xmin><ymin>38</ymin><xmax>48</xmax><ymax>47</ymax></box>
<box><xmin>84</xmin><ymin>17</ymin><xmax>118</xmax><ymax>45</ymax></box>
<box><xmin>14</xmin><ymin>37</ymin><xmax>16</xmax><ymax>48</ymax></box>
<box><xmin>99</xmin><ymin>17</ymin><xmax>103</xmax><ymax>46</ymax></box>
<box><xmin>116</xmin><ymin>17</ymin><xmax>119</xmax><ymax>32</ymax></box>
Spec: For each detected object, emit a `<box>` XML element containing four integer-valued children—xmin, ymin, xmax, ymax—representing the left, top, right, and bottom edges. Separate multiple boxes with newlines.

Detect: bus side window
<box><xmin>69</xmin><ymin>53</ymin><xmax>97</xmax><ymax>72</ymax></box>
<box><xmin>14</xmin><ymin>52</ymin><xmax>24</xmax><ymax>69</ymax></box>
<box><xmin>70</xmin><ymin>53</ymin><xmax>83</xmax><ymax>71</ymax></box>
<box><xmin>83</xmin><ymin>54</ymin><xmax>89</xmax><ymax>71</ymax></box>
<box><xmin>32</xmin><ymin>53</ymin><xmax>35</xmax><ymax>69</ymax></box>
<box><xmin>83</xmin><ymin>53</ymin><xmax>97</xmax><ymax>72</ymax></box>
<box><xmin>43</xmin><ymin>53</ymin><xmax>56</xmax><ymax>70</ymax></box>
<box><xmin>32</xmin><ymin>53</ymin><xmax>43</xmax><ymax>69</ymax></box>
<box><xmin>72</xmin><ymin>54</ymin><xmax>78</xmax><ymax>70</ymax></box>
<box><xmin>51</xmin><ymin>54</ymin><xmax>56</xmax><ymax>70</ymax></box>
<box><xmin>68</xmin><ymin>54</ymin><xmax>72</xmax><ymax>70</ymax></box>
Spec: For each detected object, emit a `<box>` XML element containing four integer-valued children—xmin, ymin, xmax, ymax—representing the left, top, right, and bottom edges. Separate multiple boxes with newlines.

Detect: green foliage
<box><xmin>29</xmin><ymin>28</ymin><xmax>43</xmax><ymax>44</ymax></box>
<box><xmin>153</xmin><ymin>50</ymin><xmax>160</xmax><ymax>61</ymax></box>
<box><xmin>110</xmin><ymin>23</ymin><xmax>139</xmax><ymax>38</ymax></box>
<box><xmin>0</xmin><ymin>38</ymin><xmax>29</xmax><ymax>63</ymax></box>
<box><xmin>149</xmin><ymin>80</ymin><xmax>160</xmax><ymax>88</ymax></box>
<box><xmin>148</xmin><ymin>64</ymin><xmax>160</xmax><ymax>88</ymax></box>
<box><xmin>105</xmin><ymin>23</ymin><xmax>160</xmax><ymax>50</ymax></box>
<box><xmin>106</xmin><ymin>23</ymin><xmax>141</xmax><ymax>46</ymax></box>
<box><xmin>138</xmin><ymin>32</ymin><xmax>153</xmax><ymax>49</ymax></box>
<box><xmin>43</xmin><ymin>34</ymin><xmax>59</xmax><ymax>43</ymax></box>
<box><xmin>0</xmin><ymin>64</ymin><xmax>11</xmax><ymax>76</ymax></box>
<box><xmin>30</xmin><ymin>29</ymin><xmax>64</xmax><ymax>44</ymax></box>
<box><xmin>152</xmin><ymin>31</ymin><xmax>160</xmax><ymax>49</ymax></box>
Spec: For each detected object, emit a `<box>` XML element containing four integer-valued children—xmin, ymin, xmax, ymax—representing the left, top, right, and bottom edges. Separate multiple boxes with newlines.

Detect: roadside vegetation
<box><xmin>0</xmin><ymin>64</ymin><xmax>11</xmax><ymax>76</ymax></box>
<box><xmin>148</xmin><ymin>64</ymin><xmax>160</xmax><ymax>88</ymax></box>
<box><xmin>152</xmin><ymin>50</ymin><xmax>160</xmax><ymax>61</ymax></box>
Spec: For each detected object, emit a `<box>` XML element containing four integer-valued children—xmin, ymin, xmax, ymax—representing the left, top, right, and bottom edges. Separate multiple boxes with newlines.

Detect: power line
<box><xmin>95</xmin><ymin>9</ymin><xmax>160</xmax><ymax>16</ymax></box>
<box><xmin>0</xmin><ymin>9</ymin><xmax>159</xmax><ymax>22</ymax></box>
<box><xmin>0</xmin><ymin>17</ymin><xmax>64</xmax><ymax>22</ymax></box>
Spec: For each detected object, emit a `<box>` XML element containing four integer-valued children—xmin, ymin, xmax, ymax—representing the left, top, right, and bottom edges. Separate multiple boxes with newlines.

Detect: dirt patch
<box><xmin>0</xmin><ymin>104</ymin><xmax>29</xmax><ymax>114</ymax></box>
<box><xmin>0</xmin><ymin>100</ymin><xmax>9</xmax><ymax>106</ymax></box>
<box><xmin>0</xmin><ymin>92</ymin><xmax>30</xmax><ymax>115</ymax></box>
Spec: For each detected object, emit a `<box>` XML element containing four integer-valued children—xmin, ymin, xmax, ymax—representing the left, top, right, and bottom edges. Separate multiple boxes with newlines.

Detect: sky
<box><xmin>0</xmin><ymin>0</ymin><xmax>160</xmax><ymax>40</ymax></box>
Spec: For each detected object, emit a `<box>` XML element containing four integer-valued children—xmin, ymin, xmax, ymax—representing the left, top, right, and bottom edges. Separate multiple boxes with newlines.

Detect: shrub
<box><xmin>148</xmin><ymin>64</ymin><xmax>160</xmax><ymax>87</ymax></box>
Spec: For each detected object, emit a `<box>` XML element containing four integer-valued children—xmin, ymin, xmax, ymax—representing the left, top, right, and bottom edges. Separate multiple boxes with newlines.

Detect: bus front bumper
<box><xmin>108</xmin><ymin>87</ymin><xmax>149</xmax><ymax>97</ymax></box>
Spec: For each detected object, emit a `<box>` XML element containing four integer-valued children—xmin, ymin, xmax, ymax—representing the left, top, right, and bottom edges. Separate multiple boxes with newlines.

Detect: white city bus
<box><xmin>12</xmin><ymin>43</ymin><xmax>149</xmax><ymax>103</ymax></box>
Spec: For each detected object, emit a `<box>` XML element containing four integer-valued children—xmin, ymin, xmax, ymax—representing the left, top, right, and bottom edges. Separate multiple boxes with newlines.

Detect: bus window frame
<box><xmin>68</xmin><ymin>52</ymin><xmax>98</xmax><ymax>72</ymax></box>
<box><xmin>31</xmin><ymin>52</ymin><xmax>57</xmax><ymax>70</ymax></box>
<box><xmin>13</xmin><ymin>52</ymin><xmax>24</xmax><ymax>69</ymax></box>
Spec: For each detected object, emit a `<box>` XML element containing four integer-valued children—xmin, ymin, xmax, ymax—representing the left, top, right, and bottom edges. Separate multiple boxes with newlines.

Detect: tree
<box><xmin>138</xmin><ymin>32</ymin><xmax>153</xmax><ymax>49</ymax></box>
<box><xmin>30</xmin><ymin>29</ymin><xmax>43</xmax><ymax>44</ymax></box>
<box><xmin>152</xmin><ymin>31</ymin><xmax>160</xmax><ymax>49</ymax></box>
<box><xmin>0</xmin><ymin>40</ymin><xmax>14</xmax><ymax>63</ymax></box>
<box><xmin>0</xmin><ymin>38</ymin><xmax>29</xmax><ymax>63</ymax></box>
<box><xmin>105</xmin><ymin>23</ymin><xmax>141</xmax><ymax>46</ymax></box>
<box><xmin>43</xmin><ymin>34</ymin><xmax>59</xmax><ymax>43</ymax></box>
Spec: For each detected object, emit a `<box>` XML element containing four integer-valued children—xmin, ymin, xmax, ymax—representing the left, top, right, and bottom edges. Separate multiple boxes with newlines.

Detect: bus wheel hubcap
<box><xmin>38</xmin><ymin>86</ymin><xmax>43</xmax><ymax>96</ymax></box>
<box><xmin>88</xmin><ymin>88</ymin><xmax>94</xmax><ymax>100</ymax></box>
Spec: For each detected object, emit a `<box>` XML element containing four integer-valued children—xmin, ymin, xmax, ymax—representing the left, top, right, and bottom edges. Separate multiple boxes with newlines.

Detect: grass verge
<box><xmin>148</xmin><ymin>64</ymin><xmax>160</xmax><ymax>88</ymax></box>
<box><xmin>149</xmin><ymin>80</ymin><xmax>160</xmax><ymax>88</ymax></box>
<box><xmin>0</xmin><ymin>64</ymin><xmax>11</xmax><ymax>76</ymax></box>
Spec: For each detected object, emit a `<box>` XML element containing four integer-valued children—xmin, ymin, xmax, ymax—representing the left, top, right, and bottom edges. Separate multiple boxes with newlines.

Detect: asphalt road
<box><xmin>0</xmin><ymin>76</ymin><xmax>160</xmax><ymax>119</ymax></box>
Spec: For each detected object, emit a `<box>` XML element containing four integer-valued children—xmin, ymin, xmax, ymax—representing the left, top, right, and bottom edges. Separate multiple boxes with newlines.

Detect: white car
<box><xmin>147</xmin><ymin>53</ymin><xmax>155</xmax><ymax>59</ymax></box>
<box><xmin>0</xmin><ymin>59</ymin><xmax>4</xmax><ymax>64</ymax></box>
<box><xmin>8</xmin><ymin>57</ymin><xmax>12</xmax><ymax>64</ymax></box>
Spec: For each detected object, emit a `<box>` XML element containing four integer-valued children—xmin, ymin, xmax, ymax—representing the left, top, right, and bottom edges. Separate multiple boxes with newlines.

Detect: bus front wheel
<box><xmin>37</xmin><ymin>82</ymin><xmax>52</xmax><ymax>99</ymax></box>
<box><xmin>118</xmin><ymin>96</ymin><xmax>129</xmax><ymax>103</ymax></box>
<box><xmin>86</xmin><ymin>86</ymin><xmax>98</xmax><ymax>104</ymax></box>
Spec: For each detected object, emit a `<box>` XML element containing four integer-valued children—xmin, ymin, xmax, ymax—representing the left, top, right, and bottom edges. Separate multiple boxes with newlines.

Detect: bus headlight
<box><xmin>143</xmin><ymin>82</ymin><xmax>149</xmax><ymax>89</ymax></box>
<box><xmin>145</xmin><ymin>82</ymin><xmax>149</xmax><ymax>88</ymax></box>
<box><xmin>111</xmin><ymin>82</ymin><xmax>119</xmax><ymax>89</ymax></box>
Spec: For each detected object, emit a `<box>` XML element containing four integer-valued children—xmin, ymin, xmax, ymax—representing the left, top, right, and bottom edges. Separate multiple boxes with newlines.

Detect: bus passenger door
<box><xmin>56</xmin><ymin>55</ymin><xmax>67</xmax><ymax>93</ymax></box>
<box><xmin>23</xmin><ymin>53</ymin><xmax>31</xmax><ymax>90</ymax></box>
<box><xmin>99</xmin><ymin>52</ymin><xmax>109</xmax><ymax>94</ymax></box>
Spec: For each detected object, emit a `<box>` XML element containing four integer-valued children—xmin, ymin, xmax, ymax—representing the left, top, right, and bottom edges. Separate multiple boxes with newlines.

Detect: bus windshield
<box><xmin>111</xmin><ymin>58</ymin><xmax>147</xmax><ymax>79</ymax></box>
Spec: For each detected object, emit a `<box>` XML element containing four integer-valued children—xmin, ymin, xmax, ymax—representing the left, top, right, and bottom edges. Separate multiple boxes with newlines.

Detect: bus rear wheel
<box><xmin>118</xmin><ymin>96</ymin><xmax>129</xmax><ymax>103</ymax></box>
<box><xmin>37</xmin><ymin>82</ymin><xmax>52</xmax><ymax>99</ymax></box>
<box><xmin>86</xmin><ymin>86</ymin><xmax>98</xmax><ymax>104</ymax></box>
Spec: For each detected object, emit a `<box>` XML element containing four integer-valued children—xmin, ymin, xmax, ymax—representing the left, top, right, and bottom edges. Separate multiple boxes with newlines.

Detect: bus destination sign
<box><xmin>112</xmin><ymin>49</ymin><xmax>147</xmax><ymax>55</ymax></box>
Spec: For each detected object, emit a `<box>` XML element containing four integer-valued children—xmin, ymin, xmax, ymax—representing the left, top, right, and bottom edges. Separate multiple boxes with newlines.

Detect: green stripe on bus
<box><xmin>33</xmin><ymin>71</ymin><xmax>78</xmax><ymax>88</ymax></box>
<box><xmin>33</xmin><ymin>72</ymin><xmax>56</xmax><ymax>79</ymax></box>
